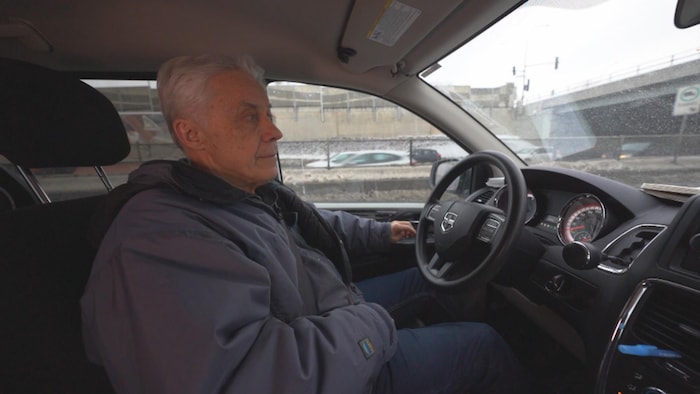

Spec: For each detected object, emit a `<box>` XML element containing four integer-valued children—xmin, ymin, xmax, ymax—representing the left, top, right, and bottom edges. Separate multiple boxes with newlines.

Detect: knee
<box><xmin>461</xmin><ymin>323</ymin><xmax>526</xmax><ymax>387</ymax></box>
<box><xmin>468</xmin><ymin>323</ymin><xmax>503</xmax><ymax>346</ymax></box>
<box><xmin>458</xmin><ymin>322</ymin><xmax>513</xmax><ymax>361</ymax></box>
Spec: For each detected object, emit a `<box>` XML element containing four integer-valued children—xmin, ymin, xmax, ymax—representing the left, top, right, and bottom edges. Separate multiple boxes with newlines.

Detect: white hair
<box><xmin>156</xmin><ymin>54</ymin><xmax>265</xmax><ymax>148</ymax></box>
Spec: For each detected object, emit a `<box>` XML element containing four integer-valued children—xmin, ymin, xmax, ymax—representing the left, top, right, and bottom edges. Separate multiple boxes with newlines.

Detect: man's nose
<box><xmin>262</xmin><ymin>118</ymin><xmax>283</xmax><ymax>141</ymax></box>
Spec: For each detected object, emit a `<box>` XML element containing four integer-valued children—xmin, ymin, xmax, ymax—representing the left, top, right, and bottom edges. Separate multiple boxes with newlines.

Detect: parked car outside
<box><xmin>306</xmin><ymin>150</ymin><xmax>410</xmax><ymax>168</ymax></box>
<box><xmin>305</xmin><ymin>151</ymin><xmax>358</xmax><ymax>168</ymax></box>
<box><xmin>410</xmin><ymin>148</ymin><xmax>442</xmax><ymax>164</ymax></box>
<box><xmin>617</xmin><ymin>141</ymin><xmax>652</xmax><ymax>159</ymax></box>
<box><xmin>517</xmin><ymin>146</ymin><xmax>556</xmax><ymax>162</ymax></box>
<box><xmin>500</xmin><ymin>137</ymin><xmax>554</xmax><ymax>163</ymax></box>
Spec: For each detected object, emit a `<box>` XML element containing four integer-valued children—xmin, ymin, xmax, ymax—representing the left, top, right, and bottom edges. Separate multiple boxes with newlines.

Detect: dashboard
<box><xmin>469</xmin><ymin>166</ymin><xmax>700</xmax><ymax>393</ymax></box>
<box><xmin>327</xmin><ymin>162</ymin><xmax>699</xmax><ymax>393</ymax></box>
<box><xmin>493</xmin><ymin>186</ymin><xmax>607</xmax><ymax>246</ymax></box>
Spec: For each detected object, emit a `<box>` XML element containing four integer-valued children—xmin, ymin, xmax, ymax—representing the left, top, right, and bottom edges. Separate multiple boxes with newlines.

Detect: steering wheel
<box><xmin>416</xmin><ymin>150</ymin><xmax>527</xmax><ymax>288</ymax></box>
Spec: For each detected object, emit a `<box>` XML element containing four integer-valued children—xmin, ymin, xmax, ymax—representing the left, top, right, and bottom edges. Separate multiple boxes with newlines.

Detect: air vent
<box><xmin>633</xmin><ymin>285</ymin><xmax>700</xmax><ymax>378</ymax></box>
<box><xmin>600</xmin><ymin>224</ymin><xmax>665</xmax><ymax>273</ymax></box>
<box><xmin>473</xmin><ymin>189</ymin><xmax>494</xmax><ymax>204</ymax></box>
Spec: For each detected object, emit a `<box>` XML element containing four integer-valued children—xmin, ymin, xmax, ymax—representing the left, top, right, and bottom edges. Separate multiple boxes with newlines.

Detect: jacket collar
<box><xmin>132</xmin><ymin>159</ymin><xmax>284</xmax><ymax>208</ymax></box>
<box><xmin>131</xmin><ymin>159</ymin><xmax>254</xmax><ymax>205</ymax></box>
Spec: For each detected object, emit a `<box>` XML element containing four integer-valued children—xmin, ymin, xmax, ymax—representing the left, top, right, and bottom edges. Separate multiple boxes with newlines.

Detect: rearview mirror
<box><xmin>675</xmin><ymin>0</ymin><xmax>700</xmax><ymax>28</ymax></box>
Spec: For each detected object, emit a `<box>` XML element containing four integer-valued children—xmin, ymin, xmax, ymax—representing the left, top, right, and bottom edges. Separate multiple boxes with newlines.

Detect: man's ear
<box><xmin>173</xmin><ymin>118</ymin><xmax>205</xmax><ymax>150</ymax></box>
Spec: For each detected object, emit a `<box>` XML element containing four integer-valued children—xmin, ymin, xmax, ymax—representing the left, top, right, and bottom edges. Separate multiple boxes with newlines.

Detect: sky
<box><xmin>425</xmin><ymin>0</ymin><xmax>700</xmax><ymax>99</ymax></box>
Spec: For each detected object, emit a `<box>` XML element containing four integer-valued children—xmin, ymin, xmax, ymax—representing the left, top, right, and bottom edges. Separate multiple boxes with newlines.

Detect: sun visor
<box><xmin>338</xmin><ymin>0</ymin><xmax>463</xmax><ymax>74</ymax></box>
<box><xmin>0</xmin><ymin>57</ymin><xmax>130</xmax><ymax>168</ymax></box>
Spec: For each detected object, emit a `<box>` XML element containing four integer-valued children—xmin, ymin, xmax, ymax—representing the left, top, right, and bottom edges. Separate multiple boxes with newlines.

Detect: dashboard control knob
<box><xmin>689</xmin><ymin>233</ymin><xmax>700</xmax><ymax>253</ymax></box>
<box><xmin>562</xmin><ymin>241</ymin><xmax>602</xmax><ymax>269</ymax></box>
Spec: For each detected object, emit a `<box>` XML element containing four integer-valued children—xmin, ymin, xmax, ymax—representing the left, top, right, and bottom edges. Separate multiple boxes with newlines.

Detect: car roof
<box><xmin>0</xmin><ymin>0</ymin><xmax>520</xmax><ymax>93</ymax></box>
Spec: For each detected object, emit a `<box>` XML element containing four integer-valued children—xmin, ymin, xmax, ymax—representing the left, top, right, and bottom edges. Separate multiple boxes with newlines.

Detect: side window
<box><xmin>10</xmin><ymin>80</ymin><xmax>464</xmax><ymax>203</ymax></box>
<box><xmin>268</xmin><ymin>82</ymin><xmax>464</xmax><ymax>203</ymax></box>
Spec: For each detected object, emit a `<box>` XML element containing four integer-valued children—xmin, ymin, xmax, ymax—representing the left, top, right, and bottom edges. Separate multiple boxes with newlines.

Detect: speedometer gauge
<box><xmin>557</xmin><ymin>194</ymin><xmax>606</xmax><ymax>244</ymax></box>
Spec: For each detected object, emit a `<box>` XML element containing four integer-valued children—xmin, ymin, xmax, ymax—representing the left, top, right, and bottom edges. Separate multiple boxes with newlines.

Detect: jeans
<box><xmin>357</xmin><ymin>268</ymin><xmax>529</xmax><ymax>394</ymax></box>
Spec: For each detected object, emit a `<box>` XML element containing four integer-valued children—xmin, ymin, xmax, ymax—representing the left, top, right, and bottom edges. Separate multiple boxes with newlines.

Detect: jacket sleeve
<box><xmin>81</xmin><ymin>228</ymin><xmax>397</xmax><ymax>394</ymax></box>
<box><xmin>317</xmin><ymin>209</ymin><xmax>392</xmax><ymax>255</ymax></box>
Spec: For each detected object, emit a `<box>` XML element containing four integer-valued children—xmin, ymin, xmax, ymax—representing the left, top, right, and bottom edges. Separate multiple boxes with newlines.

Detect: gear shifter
<box><xmin>562</xmin><ymin>241</ymin><xmax>627</xmax><ymax>270</ymax></box>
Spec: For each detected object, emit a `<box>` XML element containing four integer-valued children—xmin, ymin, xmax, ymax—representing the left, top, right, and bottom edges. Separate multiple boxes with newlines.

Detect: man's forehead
<box><xmin>208</xmin><ymin>80</ymin><xmax>271</xmax><ymax>110</ymax></box>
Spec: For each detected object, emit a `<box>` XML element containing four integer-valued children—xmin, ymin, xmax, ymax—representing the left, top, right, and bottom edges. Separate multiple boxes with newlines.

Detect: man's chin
<box><xmin>264</xmin><ymin>168</ymin><xmax>280</xmax><ymax>182</ymax></box>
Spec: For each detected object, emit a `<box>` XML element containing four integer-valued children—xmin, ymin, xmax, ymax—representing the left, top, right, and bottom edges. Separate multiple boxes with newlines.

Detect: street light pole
<box><xmin>512</xmin><ymin>56</ymin><xmax>559</xmax><ymax>109</ymax></box>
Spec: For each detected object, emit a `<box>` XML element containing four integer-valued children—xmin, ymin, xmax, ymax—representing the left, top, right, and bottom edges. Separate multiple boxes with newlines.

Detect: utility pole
<box><xmin>512</xmin><ymin>56</ymin><xmax>559</xmax><ymax>111</ymax></box>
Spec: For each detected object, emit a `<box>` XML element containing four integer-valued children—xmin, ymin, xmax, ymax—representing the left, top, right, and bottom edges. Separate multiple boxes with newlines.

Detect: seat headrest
<box><xmin>0</xmin><ymin>58</ymin><xmax>130</xmax><ymax>168</ymax></box>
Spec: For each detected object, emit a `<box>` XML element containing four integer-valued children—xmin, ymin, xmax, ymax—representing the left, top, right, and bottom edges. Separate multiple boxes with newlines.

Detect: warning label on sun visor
<box><xmin>367</xmin><ymin>0</ymin><xmax>422</xmax><ymax>47</ymax></box>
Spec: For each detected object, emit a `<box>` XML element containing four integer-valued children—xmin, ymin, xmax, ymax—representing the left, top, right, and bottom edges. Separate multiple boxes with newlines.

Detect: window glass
<box><xmin>421</xmin><ymin>0</ymin><xmax>700</xmax><ymax>188</ymax></box>
<box><xmin>0</xmin><ymin>153</ymin><xmax>116</xmax><ymax>202</ymax></box>
<box><xmin>268</xmin><ymin>82</ymin><xmax>465</xmax><ymax>202</ymax></box>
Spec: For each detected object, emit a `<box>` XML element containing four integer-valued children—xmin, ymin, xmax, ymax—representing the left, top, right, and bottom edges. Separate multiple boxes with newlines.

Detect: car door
<box><xmin>269</xmin><ymin>81</ymin><xmax>468</xmax><ymax>279</ymax></box>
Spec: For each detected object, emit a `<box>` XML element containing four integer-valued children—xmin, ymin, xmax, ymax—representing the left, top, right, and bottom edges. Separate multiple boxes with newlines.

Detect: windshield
<box><xmin>422</xmin><ymin>0</ymin><xmax>700</xmax><ymax>189</ymax></box>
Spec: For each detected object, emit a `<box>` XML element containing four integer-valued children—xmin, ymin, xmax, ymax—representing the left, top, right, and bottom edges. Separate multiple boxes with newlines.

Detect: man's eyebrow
<box><xmin>238</xmin><ymin>101</ymin><xmax>272</xmax><ymax>111</ymax></box>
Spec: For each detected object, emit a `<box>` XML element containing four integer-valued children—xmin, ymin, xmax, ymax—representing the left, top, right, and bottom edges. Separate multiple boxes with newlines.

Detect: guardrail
<box><xmin>526</xmin><ymin>49</ymin><xmax>700</xmax><ymax>102</ymax></box>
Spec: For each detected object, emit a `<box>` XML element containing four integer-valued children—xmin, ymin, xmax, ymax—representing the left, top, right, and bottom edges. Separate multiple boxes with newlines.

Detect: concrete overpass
<box><xmin>522</xmin><ymin>57</ymin><xmax>700</xmax><ymax>160</ymax></box>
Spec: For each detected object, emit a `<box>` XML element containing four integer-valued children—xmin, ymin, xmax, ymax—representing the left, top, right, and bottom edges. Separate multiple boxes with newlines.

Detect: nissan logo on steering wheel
<box><xmin>441</xmin><ymin>212</ymin><xmax>458</xmax><ymax>233</ymax></box>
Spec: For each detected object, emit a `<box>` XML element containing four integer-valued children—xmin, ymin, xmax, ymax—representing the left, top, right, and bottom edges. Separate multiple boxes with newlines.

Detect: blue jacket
<box><xmin>81</xmin><ymin>160</ymin><xmax>398</xmax><ymax>393</ymax></box>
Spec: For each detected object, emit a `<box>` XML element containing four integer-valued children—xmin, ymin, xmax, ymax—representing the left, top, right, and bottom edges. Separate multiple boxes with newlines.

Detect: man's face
<box><xmin>182</xmin><ymin>69</ymin><xmax>282</xmax><ymax>192</ymax></box>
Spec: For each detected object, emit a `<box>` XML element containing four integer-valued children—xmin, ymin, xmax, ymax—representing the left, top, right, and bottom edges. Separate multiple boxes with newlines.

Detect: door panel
<box><xmin>316</xmin><ymin>202</ymin><xmax>423</xmax><ymax>281</ymax></box>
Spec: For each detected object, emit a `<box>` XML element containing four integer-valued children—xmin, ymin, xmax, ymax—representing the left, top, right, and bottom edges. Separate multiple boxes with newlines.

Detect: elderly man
<box><xmin>81</xmin><ymin>54</ymin><xmax>527</xmax><ymax>393</ymax></box>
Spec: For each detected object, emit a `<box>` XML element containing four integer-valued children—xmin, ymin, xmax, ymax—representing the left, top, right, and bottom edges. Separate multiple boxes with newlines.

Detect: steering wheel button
<box><xmin>478</xmin><ymin>217</ymin><xmax>502</xmax><ymax>242</ymax></box>
<box><xmin>427</xmin><ymin>206</ymin><xmax>440</xmax><ymax>221</ymax></box>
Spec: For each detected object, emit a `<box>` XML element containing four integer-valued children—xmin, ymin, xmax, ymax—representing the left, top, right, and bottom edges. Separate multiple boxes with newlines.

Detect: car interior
<box><xmin>1</xmin><ymin>0</ymin><xmax>700</xmax><ymax>393</ymax></box>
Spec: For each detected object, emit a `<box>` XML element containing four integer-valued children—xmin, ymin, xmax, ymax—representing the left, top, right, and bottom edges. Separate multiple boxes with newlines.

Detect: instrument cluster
<box><xmin>488</xmin><ymin>185</ymin><xmax>608</xmax><ymax>245</ymax></box>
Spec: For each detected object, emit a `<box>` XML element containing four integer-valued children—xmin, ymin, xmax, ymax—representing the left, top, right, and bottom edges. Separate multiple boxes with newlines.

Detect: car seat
<box><xmin>0</xmin><ymin>57</ymin><xmax>130</xmax><ymax>393</ymax></box>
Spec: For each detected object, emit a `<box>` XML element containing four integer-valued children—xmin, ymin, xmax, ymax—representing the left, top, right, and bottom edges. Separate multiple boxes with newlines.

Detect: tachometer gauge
<box><xmin>493</xmin><ymin>187</ymin><xmax>537</xmax><ymax>224</ymax></box>
<box><xmin>557</xmin><ymin>194</ymin><xmax>606</xmax><ymax>244</ymax></box>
